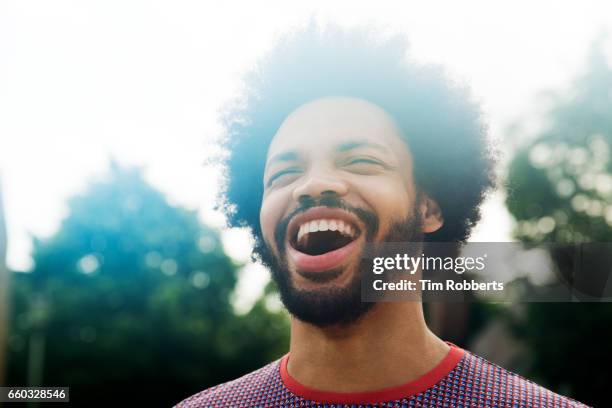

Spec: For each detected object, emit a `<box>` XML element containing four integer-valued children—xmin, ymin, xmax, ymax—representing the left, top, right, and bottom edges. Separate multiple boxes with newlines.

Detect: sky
<box><xmin>2</xmin><ymin>0</ymin><xmax>612</xmax><ymax>307</ymax></box>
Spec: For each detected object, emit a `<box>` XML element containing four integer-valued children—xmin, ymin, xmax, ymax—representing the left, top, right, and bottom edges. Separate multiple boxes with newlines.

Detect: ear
<box><xmin>418</xmin><ymin>193</ymin><xmax>443</xmax><ymax>234</ymax></box>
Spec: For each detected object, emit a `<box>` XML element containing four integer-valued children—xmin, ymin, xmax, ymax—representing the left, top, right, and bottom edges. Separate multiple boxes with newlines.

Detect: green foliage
<box><xmin>505</xmin><ymin>38</ymin><xmax>612</xmax><ymax>407</ymax></box>
<box><xmin>507</xmin><ymin>39</ymin><xmax>612</xmax><ymax>244</ymax></box>
<box><xmin>6</xmin><ymin>163</ymin><xmax>289</xmax><ymax>405</ymax></box>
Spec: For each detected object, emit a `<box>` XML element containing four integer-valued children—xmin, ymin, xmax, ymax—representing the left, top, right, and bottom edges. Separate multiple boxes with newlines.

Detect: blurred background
<box><xmin>1</xmin><ymin>1</ymin><xmax>611</xmax><ymax>406</ymax></box>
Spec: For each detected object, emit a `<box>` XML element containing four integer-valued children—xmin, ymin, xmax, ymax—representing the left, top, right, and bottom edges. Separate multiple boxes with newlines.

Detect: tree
<box><xmin>6</xmin><ymin>163</ymin><xmax>289</xmax><ymax>406</ymax></box>
<box><xmin>506</xmin><ymin>37</ymin><xmax>612</xmax><ymax>407</ymax></box>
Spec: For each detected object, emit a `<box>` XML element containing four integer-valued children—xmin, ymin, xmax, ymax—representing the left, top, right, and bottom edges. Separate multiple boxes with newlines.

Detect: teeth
<box><xmin>337</xmin><ymin>220</ymin><xmax>346</xmax><ymax>235</ymax></box>
<box><xmin>329</xmin><ymin>220</ymin><xmax>338</xmax><ymax>231</ymax></box>
<box><xmin>309</xmin><ymin>220</ymin><xmax>319</xmax><ymax>233</ymax></box>
<box><xmin>297</xmin><ymin>224</ymin><xmax>306</xmax><ymax>243</ymax></box>
<box><xmin>295</xmin><ymin>218</ymin><xmax>357</xmax><ymax>245</ymax></box>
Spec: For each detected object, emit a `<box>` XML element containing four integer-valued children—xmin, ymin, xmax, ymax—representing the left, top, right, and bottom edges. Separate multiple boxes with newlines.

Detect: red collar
<box><xmin>280</xmin><ymin>343</ymin><xmax>464</xmax><ymax>405</ymax></box>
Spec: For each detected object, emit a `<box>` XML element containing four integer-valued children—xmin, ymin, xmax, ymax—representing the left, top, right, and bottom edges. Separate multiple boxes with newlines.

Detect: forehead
<box><xmin>267</xmin><ymin>97</ymin><xmax>409</xmax><ymax>158</ymax></box>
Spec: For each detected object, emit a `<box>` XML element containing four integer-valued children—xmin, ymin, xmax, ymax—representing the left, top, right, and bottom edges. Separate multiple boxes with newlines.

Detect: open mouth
<box><xmin>285</xmin><ymin>207</ymin><xmax>364</xmax><ymax>274</ymax></box>
<box><xmin>291</xmin><ymin>219</ymin><xmax>360</xmax><ymax>255</ymax></box>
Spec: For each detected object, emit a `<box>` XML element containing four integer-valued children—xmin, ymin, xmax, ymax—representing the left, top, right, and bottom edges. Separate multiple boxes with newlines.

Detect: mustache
<box><xmin>274</xmin><ymin>195</ymin><xmax>379</xmax><ymax>254</ymax></box>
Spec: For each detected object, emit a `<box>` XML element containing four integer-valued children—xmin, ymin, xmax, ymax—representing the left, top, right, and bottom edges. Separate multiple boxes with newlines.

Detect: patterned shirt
<box><xmin>175</xmin><ymin>344</ymin><xmax>589</xmax><ymax>407</ymax></box>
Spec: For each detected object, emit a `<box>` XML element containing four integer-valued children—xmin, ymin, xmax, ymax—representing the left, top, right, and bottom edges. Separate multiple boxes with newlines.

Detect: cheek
<box><xmin>259</xmin><ymin>191</ymin><xmax>288</xmax><ymax>251</ymax></box>
<box><xmin>360</xmin><ymin>178</ymin><xmax>414</xmax><ymax>237</ymax></box>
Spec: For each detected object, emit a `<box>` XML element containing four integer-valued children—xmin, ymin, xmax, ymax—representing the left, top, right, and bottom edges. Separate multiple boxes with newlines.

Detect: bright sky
<box><xmin>2</xmin><ymin>1</ymin><xmax>612</xmax><ymax>309</ymax></box>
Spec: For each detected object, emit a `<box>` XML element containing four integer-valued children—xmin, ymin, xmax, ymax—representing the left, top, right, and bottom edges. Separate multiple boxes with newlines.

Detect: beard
<box><xmin>255</xmin><ymin>195</ymin><xmax>424</xmax><ymax>327</ymax></box>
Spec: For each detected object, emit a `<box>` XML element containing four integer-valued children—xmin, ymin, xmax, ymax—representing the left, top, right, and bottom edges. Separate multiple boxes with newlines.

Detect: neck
<box><xmin>287</xmin><ymin>302</ymin><xmax>449</xmax><ymax>392</ymax></box>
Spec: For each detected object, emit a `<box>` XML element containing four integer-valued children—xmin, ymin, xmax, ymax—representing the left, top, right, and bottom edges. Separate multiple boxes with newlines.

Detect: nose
<box><xmin>292</xmin><ymin>172</ymin><xmax>349</xmax><ymax>202</ymax></box>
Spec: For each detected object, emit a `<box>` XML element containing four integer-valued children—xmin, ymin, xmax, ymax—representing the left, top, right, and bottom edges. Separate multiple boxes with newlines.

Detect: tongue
<box><xmin>289</xmin><ymin>232</ymin><xmax>360</xmax><ymax>273</ymax></box>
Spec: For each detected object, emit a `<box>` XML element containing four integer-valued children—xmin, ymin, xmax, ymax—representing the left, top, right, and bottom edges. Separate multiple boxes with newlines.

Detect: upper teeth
<box><xmin>296</xmin><ymin>219</ymin><xmax>356</xmax><ymax>243</ymax></box>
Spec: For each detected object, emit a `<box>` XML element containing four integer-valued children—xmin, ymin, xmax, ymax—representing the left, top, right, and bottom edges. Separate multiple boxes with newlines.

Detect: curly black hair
<box><xmin>217</xmin><ymin>24</ymin><xmax>496</xmax><ymax>246</ymax></box>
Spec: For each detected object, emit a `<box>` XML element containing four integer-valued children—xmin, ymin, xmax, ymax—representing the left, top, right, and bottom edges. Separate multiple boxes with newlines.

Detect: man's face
<box><xmin>258</xmin><ymin>97</ymin><xmax>431</xmax><ymax>326</ymax></box>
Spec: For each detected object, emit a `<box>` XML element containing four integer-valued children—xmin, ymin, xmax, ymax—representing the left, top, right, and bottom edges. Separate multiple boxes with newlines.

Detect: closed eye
<box><xmin>345</xmin><ymin>158</ymin><xmax>383</xmax><ymax>166</ymax></box>
<box><xmin>266</xmin><ymin>167</ymin><xmax>302</xmax><ymax>187</ymax></box>
<box><xmin>340</xmin><ymin>156</ymin><xmax>393</xmax><ymax>175</ymax></box>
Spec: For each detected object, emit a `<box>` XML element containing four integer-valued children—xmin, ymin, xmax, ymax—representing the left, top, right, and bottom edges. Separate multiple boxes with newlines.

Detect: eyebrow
<box><xmin>336</xmin><ymin>141</ymin><xmax>390</xmax><ymax>153</ymax></box>
<box><xmin>266</xmin><ymin>151</ymin><xmax>299</xmax><ymax>167</ymax></box>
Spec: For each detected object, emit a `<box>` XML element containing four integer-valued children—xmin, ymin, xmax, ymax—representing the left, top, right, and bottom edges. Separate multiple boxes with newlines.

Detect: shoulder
<box><xmin>173</xmin><ymin>357</ymin><xmax>285</xmax><ymax>408</ymax></box>
<box><xmin>457</xmin><ymin>350</ymin><xmax>591</xmax><ymax>407</ymax></box>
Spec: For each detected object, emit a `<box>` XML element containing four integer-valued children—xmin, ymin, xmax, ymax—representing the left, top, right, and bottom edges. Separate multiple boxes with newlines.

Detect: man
<box><xmin>177</xmin><ymin>26</ymin><xmax>588</xmax><ymax>407</ymax></box>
